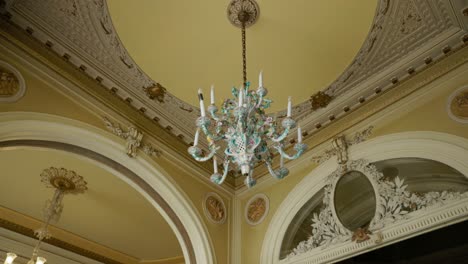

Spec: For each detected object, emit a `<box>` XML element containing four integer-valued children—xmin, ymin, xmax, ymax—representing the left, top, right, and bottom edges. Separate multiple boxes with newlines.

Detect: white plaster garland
<box><xmin>103</xmin><ymin>117</ymin><xmax>161</xmax><ymax>158</ymax></box>
<box><xmin>311</xmin><ymin>126</ymin><xmax>374</xmax><ymax>164</ymax></box>
<box><xmin>287</xmin><ymin>159</ymin><xmax>468</xmax><ymax>258</ymax></box>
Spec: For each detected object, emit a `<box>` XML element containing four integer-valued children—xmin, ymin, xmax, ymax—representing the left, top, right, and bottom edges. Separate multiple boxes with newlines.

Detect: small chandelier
<box><xmin>188</xmin><ymin>0</ymin><xmax>307</xmax><ymax>188</ymax></box>
<box><xmin>3</xmin><ymin>167</ymin><xmax>87</xmax><ymax>264</ymax></box>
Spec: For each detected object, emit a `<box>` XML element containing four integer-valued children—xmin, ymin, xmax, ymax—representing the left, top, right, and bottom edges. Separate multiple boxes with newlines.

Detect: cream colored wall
<box><xmin>239</xmin><ymin>62</ymin><xmax>468</xmax><ymax>264</ymax></box>
<box><xmin>0</xmin><ymin>53</ymin><xmax>230</xmax><ymax>263</ymax></box>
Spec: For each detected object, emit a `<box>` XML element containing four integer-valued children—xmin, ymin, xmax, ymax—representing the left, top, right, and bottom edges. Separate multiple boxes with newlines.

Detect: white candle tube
<box><xmin>298</xmin><ymin>126</ymin><xmax>302</xmax><ymax>143</ymax></box>
<box><xmin>287</xmin><ymin>96</ymin><xmax>292</xmax><ymax>117</ymax></box>
<box><xmin>238</xmin><ymin>88</ymin><xmax>243</xmax><ymax>107</ymax></box>
<box><xmin>280</xmin><ymin>155</ymin><xmax>284</xmax><ymax>168</ymax></box>
<box><xmin>213</xmin><ymin>156</ymin><xmax>218</xmax><ymax>173</ymax></box>
<box><xmin>259</xmin><ymin>71</ymin><xmax>263</xmax><ymax>87</ymax></box>
<box><xmin>194</xmin><ymin>129</ymin><xmax>199</xmax><ymax>146</ymax></box>
<box><xmin>198</xmin><ymin>88</ymin><xmax>206</xmax><ymax>117</ymax></box>
<box><xmin>210</xmin><ymin>85</ymin><xmax>215</xmax><ymax>105</ymax></box>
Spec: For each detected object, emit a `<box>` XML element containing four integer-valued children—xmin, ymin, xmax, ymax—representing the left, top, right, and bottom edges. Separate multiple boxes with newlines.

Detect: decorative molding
<box><xmin>244</xmin><ymin>193</ymin><xmax>269</xmax><ymax>226</ymax></box>
<box><xmin>447</xmin><ymin>85</ymin><xmax>468</xmax><ymax>123</ymax></box>
<box><xmin>311</xmin><ymin>126</ymin><xmax>373</xmax><ymax>164</ymax></box>
<box><xmin>203</xmin><ymin>192</ymin><xmax>227</xmax><ymax>225</ymax></box>
<box><xmin>287</xmin><ymin>159</ymin><xmax>468</xmax><ymax>259</ymax></box>
<box><xmin>145</xmin><ymin>82</ymin><xmax>167</xmax><ymax>103</ymax></box>
<box><xmin>0</xmin><ymin>60</ymin><xmax>25</xmax><ymax>102</ymax></box>
<box><xmin>260</xmin><ymin>131</ymin><xmax>468</xmax><ymax>264</ymax></box>
<box><xmin>310</xmin><ymin>91</ymin><xmax>333</xmax><ymax>111</ymax></box>
<box><xmin>103</xmin><ymin>116</ymin><xmax>161</xmax><ymax>158</ymax></box>
<box><xmin>40</xmin><ymin>167</ymin><xmax>88</xmax><ymax>194</ymax></box>
<box><xmin>227</xmin><ymin>0</ymin><xmax>260</xmax><ymax>28</ymax></box>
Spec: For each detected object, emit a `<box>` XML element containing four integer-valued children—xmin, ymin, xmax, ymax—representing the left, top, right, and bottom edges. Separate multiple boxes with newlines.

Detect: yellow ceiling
<box><xmin>0</xmin><ymin>148</ymin><xmax>182</xmax><ymax>261</ymax></box>
<box><xmin>108</xmin><ymin>0</ymin><xmax>377</xmax><ymax>111</ymax></box>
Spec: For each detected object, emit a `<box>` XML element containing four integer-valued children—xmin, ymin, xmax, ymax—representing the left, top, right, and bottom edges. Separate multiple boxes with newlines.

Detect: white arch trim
<box><xmin>261</xmin><ymin>131</ymin><xmax>468</xmax><ymax>264</ymax></box>
<box><xmin>0</xmin><ymin>112</ymin><xmax>215</xmax><ymax>264</ymax></box>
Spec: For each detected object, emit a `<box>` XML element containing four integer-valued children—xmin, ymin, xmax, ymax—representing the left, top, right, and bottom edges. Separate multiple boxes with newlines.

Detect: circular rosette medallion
<box><xmin>203</xmin><ymin>192</ymin><xmax>227</xmax><ymax>224</ymax></box>
<box><xmin>245</xmin><ymin>193</ymin><xmax>269</xmax><ymax>225</ymax></box>
<box><xmin>447</xmin><ymin>86</ymin><xmax>468</xmax><ymax>123</ymax></box>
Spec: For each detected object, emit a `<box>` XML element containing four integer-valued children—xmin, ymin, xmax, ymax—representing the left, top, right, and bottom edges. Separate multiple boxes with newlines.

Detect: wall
<box><xmin>238</xmin><ymin>52</ymin><xmax>468</xmax><ymax>264</ymax></box>
<box><xmin>0</xmin><ymin>42</ymin><xmax>230</xmax><ymax>264</ymax></box>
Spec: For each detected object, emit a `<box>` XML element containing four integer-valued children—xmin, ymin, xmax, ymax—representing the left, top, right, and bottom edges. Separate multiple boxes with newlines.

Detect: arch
<box><xmin>261</xmin><ymin>131</ymin><xmax>468</xmax><ymax>264</ymax></box>
<box><xmin>0</xmin><ymin>112</ymin><xmax>215</xmax><ymax>264</ymax></box>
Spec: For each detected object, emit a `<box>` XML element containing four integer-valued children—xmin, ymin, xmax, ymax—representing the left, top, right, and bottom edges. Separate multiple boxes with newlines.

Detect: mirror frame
<box><xmin>330</xmin><ymin>167</ymin><xmax>380</xmax><ymax>233</ymax></box>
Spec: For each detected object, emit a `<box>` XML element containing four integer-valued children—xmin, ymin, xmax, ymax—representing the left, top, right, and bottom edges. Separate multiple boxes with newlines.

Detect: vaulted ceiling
<box><xmin>0</xmin><ymin>148</ymin><xmax>182</xmax><ymax>263</ymax></box>
<box><xmin>107</xmin><ymin>0</ymin><xmax>377</xmax><ymax>111</ymax></box>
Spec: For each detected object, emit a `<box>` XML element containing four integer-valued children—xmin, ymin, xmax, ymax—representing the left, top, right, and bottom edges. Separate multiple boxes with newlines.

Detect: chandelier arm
<box><xmin>208</xmin><ymin>105</ymin><xmax>223</xmax><ymax>122</ymax></box>
<box><xmin>211</xmin><ymin>158</ymin><xmax>231</xmax><ymax>185</ymax></box>
<box><xmin>244</xmin><ymin>166</ymin><xmax>256</xmax><ymax>188</ymax></box>
<box><xmin>269</xmin><ymin>127</ymin><xmax>291</xmax><ymax>143</ymax></box>
<box><xmin>274</xmin><ymin>143</ymin><xmax>308</xmax><ymax>160</ymax></box>
<box><xmin>188</xmin><ymin>144</ymin><xmax>220</xmax><ymax>162</ymax></box>
<box><xmin>265</xmin><ymin>160</ymin><xmax>289</xmax><ymax>179</ymax></box>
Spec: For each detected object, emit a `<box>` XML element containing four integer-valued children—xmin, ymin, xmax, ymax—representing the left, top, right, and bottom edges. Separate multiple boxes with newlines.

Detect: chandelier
<box><xmin>188</xmin><ymin>0</ymin><xmax>307</xmax><ymax>188</ymax></box>
<box><xmin>3</xmin><ymin>167</ymin><xmax>87</xmax><ymax>264</ymax></box>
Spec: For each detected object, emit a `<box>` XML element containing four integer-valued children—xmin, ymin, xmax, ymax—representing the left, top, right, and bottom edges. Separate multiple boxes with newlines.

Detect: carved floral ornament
<box><xmin>103</xmin><ymin>117</ymin><xmax>161</xmax><ymax>158</ymax></box>
<box><xmin>203</xmin><ymin>192</ymin><xmax>226</xmax><ymax>224</ymax></box>
<box><xmin>447</xmin><ymin>86</ymin><xmax>468</xmax><ymax>123</ymax></box>
<box><xmin>287</xmin><ymin>146</ymin><xmax>468</xmax><ymax>259</ymax></box>
<box><xmin>0</xmin><ymin>61</ymin><xmax>26</xmax><ymax>102</ymax></box>
<box><xmin>245</xmin><ymin>193</ymin><xmax>269</xmax><ymax>226</ymax></box>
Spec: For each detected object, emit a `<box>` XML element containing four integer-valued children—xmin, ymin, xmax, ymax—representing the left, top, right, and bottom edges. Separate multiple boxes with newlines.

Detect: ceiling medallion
<box><xmin>188</xmin><ymin>0</ymin><xmax>306</xmax><ymax>188</ymax></box>
<box><xmin>227</xmin><ymin>0</ymin><xmax>260</xmax><ymax>28</ymax></box>
<box><xmin>5</xmin><ymin>167</ymin><xmax>87</xmax><ymax>264</ymax></box>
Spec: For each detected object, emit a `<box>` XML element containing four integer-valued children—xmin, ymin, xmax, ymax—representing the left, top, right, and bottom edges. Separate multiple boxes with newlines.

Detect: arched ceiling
<box><xmin>108</xmin><ymin>0</ymin><xmax>377</xmax><ymax>111</ymax></box>
<box><xmin>0</xmin><ymin>148</ymin><xmax>182</xmax><ymax>262</ymax></box>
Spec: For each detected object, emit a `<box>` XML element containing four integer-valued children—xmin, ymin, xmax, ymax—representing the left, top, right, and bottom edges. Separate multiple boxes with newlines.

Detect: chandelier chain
<box><xmin>241</xmin><ymin>22</ymin><xmax>247</xmax><ymax>86</ymax></box>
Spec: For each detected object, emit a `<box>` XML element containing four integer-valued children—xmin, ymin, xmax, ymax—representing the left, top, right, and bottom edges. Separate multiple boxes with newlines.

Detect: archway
<box><xmin>0</xmin><ymin>112</ymin><xmax>216</xmax><ymax>264</ymax></box>
<box><xmin>261</xmin><ymin>131</ymin><xmax>468</xmax><ymax>264</ymax></box>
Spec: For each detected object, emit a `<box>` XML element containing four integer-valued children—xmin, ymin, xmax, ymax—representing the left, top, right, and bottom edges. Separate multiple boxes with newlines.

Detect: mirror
<box><xmin>334</xmin><ymin>170</ymin><xmax>376</xmax><ymax>231</ymax></box>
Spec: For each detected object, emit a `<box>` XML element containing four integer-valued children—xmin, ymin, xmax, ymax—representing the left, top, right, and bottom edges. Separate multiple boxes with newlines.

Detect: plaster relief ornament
<box><xmin>447</xmin><ymin>86</ymin><xmax>468</xmax><ymax>123</ymax></box>
<box><xmin>245</xmin><ymin>193</ymin><xmax>269</xmax><ymax>225</ymax></box>
<box><xmin>203</xmin><ymin>193</ymin><xmax>226</xmax><ymax>224</ymax></box>
<box><xmin>287</xmin><ymin>159</ymin><xmax>468</xmax><ymax>258</ymax></box>
<box><xmin>0</xmin><ymin>70</ymin><xmax>19</xmax><ymax>97</ymax></box>
<box><xmin>311</xmin><ymin>126</ymin><xmax>374</xmax><ymax>164</ymax></box>
<box><xmin>103</xmin><ymin>117</ymin><xmax>161</xmax><ymax>157</ymax></box>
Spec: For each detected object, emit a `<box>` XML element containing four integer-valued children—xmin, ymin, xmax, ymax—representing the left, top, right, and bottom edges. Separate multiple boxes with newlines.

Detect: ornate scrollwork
<box><xmin>311</xmin><ymin>126</ymin><xmax>374</xmax><ymax>164</ymax></box>
<box><xmin>103</xmin><ymin>117</ymin><xmax>161</xmax><ymax>157</ymax></box>
<box><xmin>287</xmin><ymin>159</ymin><xmax>468</xmax><ymax>258</ymax></box>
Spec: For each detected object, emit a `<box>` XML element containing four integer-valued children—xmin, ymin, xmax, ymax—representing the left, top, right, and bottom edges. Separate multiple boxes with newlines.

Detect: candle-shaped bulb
<box><xmin>259</xmin><ymin>71</ymin><xmax>263</xmax><ymax>88</ymax></box>
<box><xmin>287</xmin><ymin>96</ymin><xmax>292</xmax><ymax>117</ymax></box>
<box><xmin>198</xmin><ymin>88</ymin><xmax>206</xmax><ymax>117</ymax></box>
<box><xmin>194</xmin><ymin>129</ymin><xmax>200</xmax><ymax>146</ymax></box>
<box><xmin>210</xmin><ymin>85</ymin><xmax>215</xmax><ymax>105</ymax></box>
<box><xmin>213</xmin><ymin>156</ymin><xmax>218</xmax><ymax>173</ymax></box>
<box><xmin>35</xmin><ymin>257</ymin><xmax>47</xmax><ymax>264</ymax></box>
<box><xmin>5</xmin><ymin>253</ymin><xmax>17</xmax><ymax>264</ymax></box>
<box><xmin>238</xmin><ymin>88</ymin><xmax>244</xmax><ymax>107</ymax></box>
<box><xmin>298</xmin><ymin>126</ymin><xmax>302</xmax><ymax>143</ymax></box>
